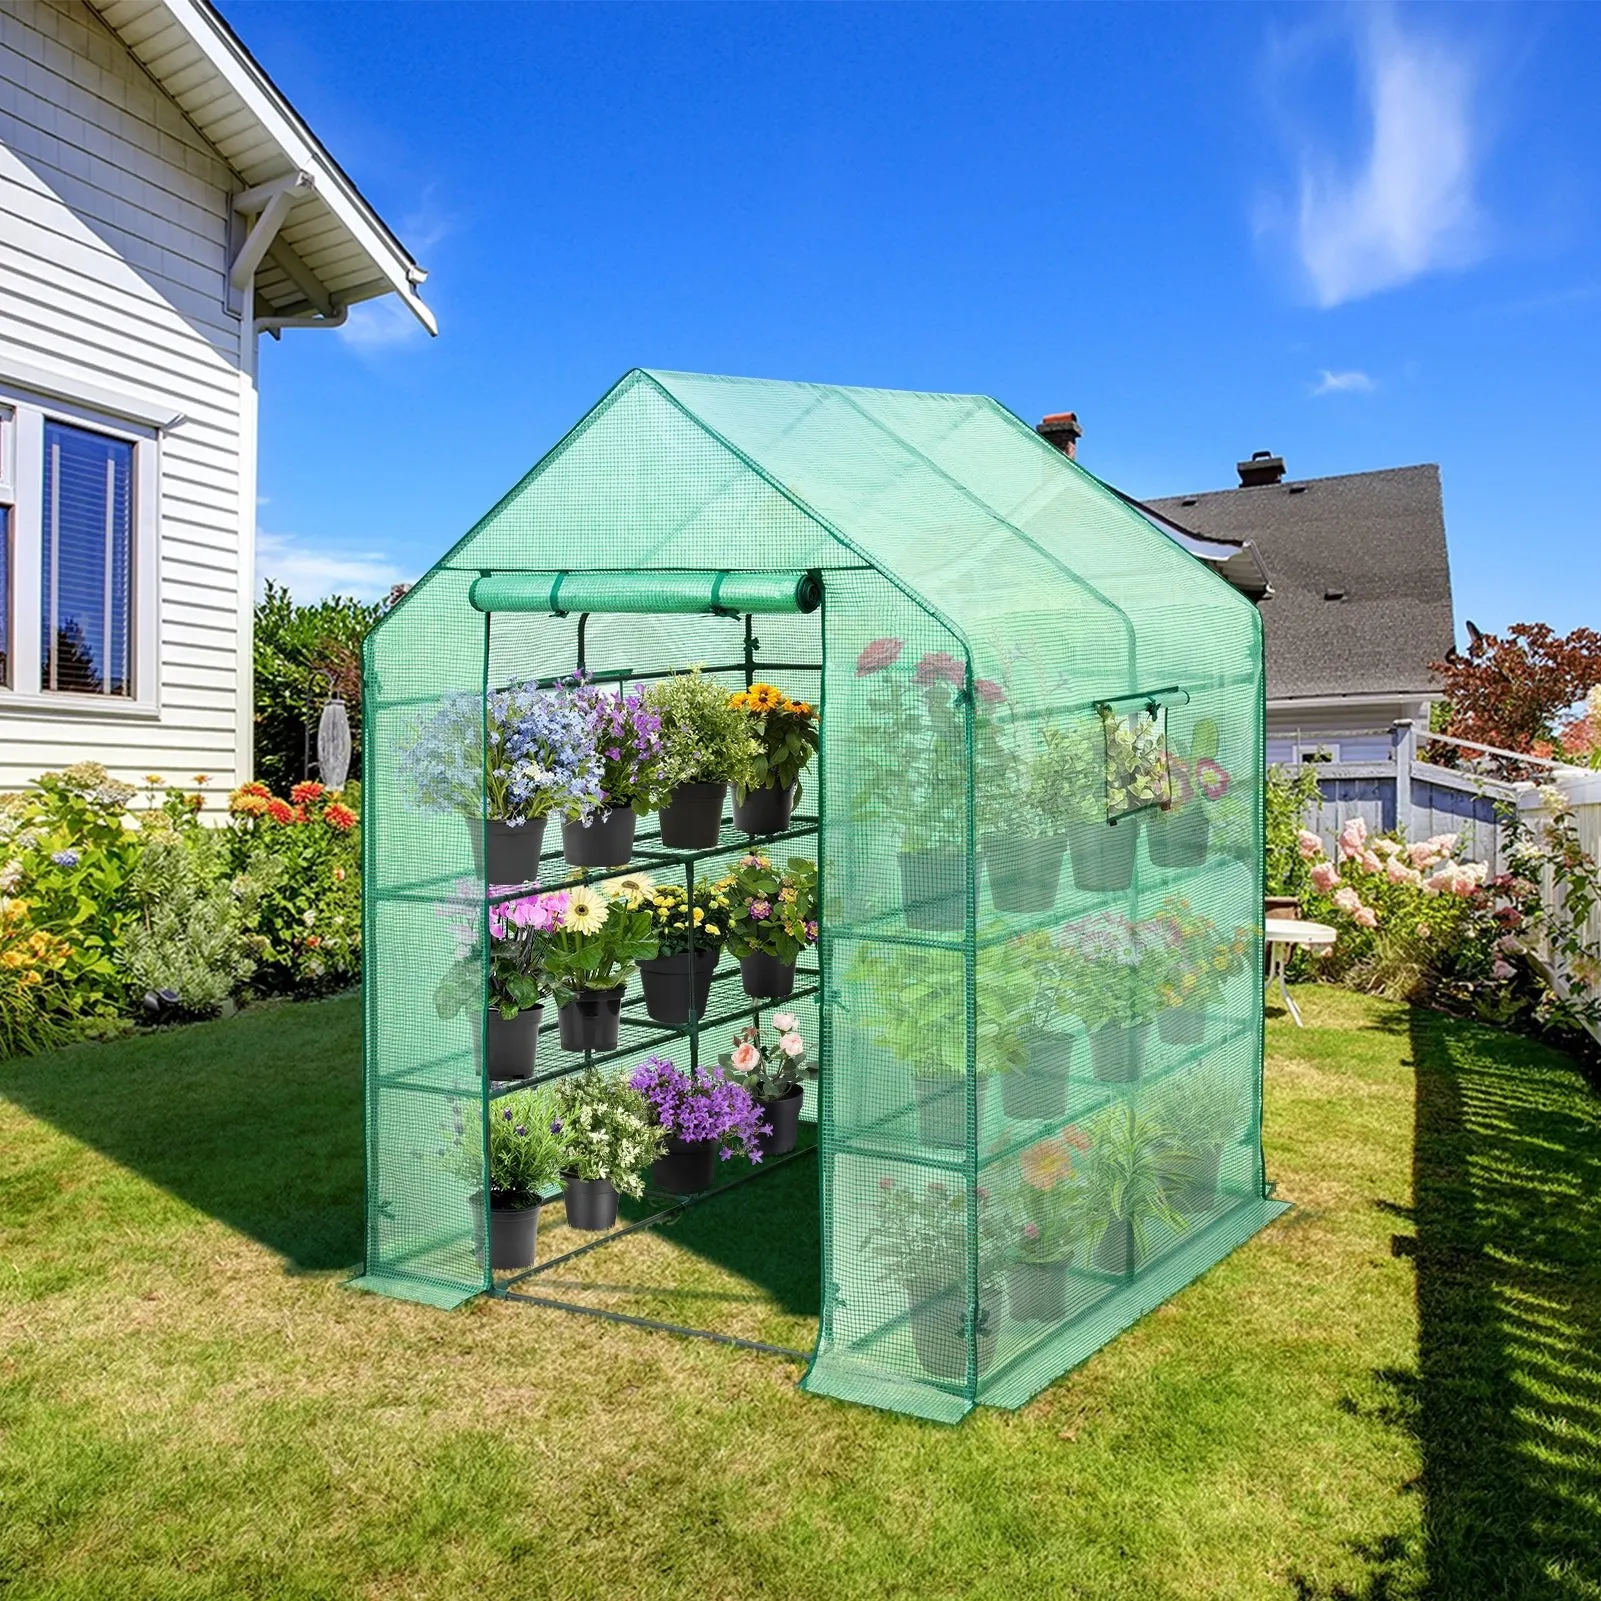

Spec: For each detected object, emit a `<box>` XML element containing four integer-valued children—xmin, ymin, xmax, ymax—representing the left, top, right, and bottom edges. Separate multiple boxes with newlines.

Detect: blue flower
<box><xmin>51</xmin><ymin>849</ymin><xmax>80</xmax><ymax>868</ymax></box>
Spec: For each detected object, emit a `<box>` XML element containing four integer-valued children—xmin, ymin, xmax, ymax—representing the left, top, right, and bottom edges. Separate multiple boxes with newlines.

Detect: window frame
<box><xmin>0</xmin><ymin>382</ymin><xmax>161</xmax><ymax>718</ymax></box>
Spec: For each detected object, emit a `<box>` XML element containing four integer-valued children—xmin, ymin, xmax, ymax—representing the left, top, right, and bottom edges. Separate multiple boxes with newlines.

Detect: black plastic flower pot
<box><xmin>1001</xmin><ymin>1029</ymin><xmax>1072</xmax><ymax>1120</ymax></box>
<box><xmin>638</xmin><ymin>947</ymin><xmax>721</xmax><ymax>1025</ymax></box>
<box><xmin>469</xmin><ymin>816</ymin><xmax>546</xmax><ymax>886</ymax></box>
<box><xmin>1157</xmin><ymin>1003</ymin><xmax>1208</xmax><ymax>1047</ymax></box>
<box><xmin>1093</xmin><ymin>1217</ymin><xmax>1136</xmax><ymax>1276</ymax></box>
<box><xmin>1146</xmin><ymin>808</ymin><xmax>1210</xmax><ymax>869</ymax></box>
<box><xmin>468</xmin><ymin>1190</ymin><xmax>541</xmax><ymax>1272</ymax></box>
<box><xmin>1006</xmin><ymin>1257</ymin><xmax>1071</xmax><ymax>1322</ymax></box>
<box><xmin>1089</xmin><ymin>1020</ymin><xmax>1150</xmax><ymax>1083</ymax></box>
<box><xmin>1166</xmin><ymin>1145</ymin><xmax>1222</xmax><ymax>1216</ymax></box>
<box><xmin>556</xmin><ymin>988</ymin><xmax>623</xmax><ymax>1052</ymax></box>
<box><xmin>898</xmin><ymin>848</ymin><xmax>966</xmax><ymax>931</ymax></box>
<box><xmin>1065</xmin><ymin>816</ymin><xmax>1140</xmax><ymax>894</ymax></box>
<box><xmin>658</xmin><ymin>781</ymin><xmax>728</xmax><ymax>849</ymax></box>
<box><xmin>756</xmin><ymin>1083</ymin><xmax>804</xmax><ymax>1157</ymax></box>
<box><xmin>905</xmin><ymin>1280</ymin><xmax>999</xmax><ymax>1382</ymax></box>
<box><xmin>731</xmin><ymin>783</ymin><xmax>796</xmax><ymax>835</ymax></box>
<box><xmin>650</xmin><ymin>1134</ymin><xmax>717</xmax><ymax>1195</ymax></box>
<box><xmin>740</xmin><ymin>951</ymin><xmax>796</xmax><ymax>1000</ymax></box>
<box><xmin>560</xmin><ymin>1172</ymin><xmax>620</xmax><ymax>1232</ymax></box>
<box><xmin>562</xmin><ymin>808</ymin><xmax>637</xmax><ymax>868</ymax></box>
<box><xmin>912</xmin><ymin>1074</ymin><xmax>989</xmax><ymax>1149</ymax></box>
<box><xmin>982</xmin><ymin>832</ymin><xmax>1067</xmax><ymax>915</ymax></box>
<box><xmin>486</xmin><ymin>1005</ymin><xmax>543</xmax><ymax>1081</ymax></box>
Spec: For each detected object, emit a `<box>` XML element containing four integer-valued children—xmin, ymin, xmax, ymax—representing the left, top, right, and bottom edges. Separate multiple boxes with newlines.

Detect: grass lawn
<box><xmin>2</xmin><ymin>988</ymin><xmax>1599</xmax><ymax>1600</ymax></box>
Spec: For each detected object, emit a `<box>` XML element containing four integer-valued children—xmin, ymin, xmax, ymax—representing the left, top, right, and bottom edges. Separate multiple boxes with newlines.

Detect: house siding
<box><xmin>0</xmin><ymin>0</ymin><xmax>252</xmax><ymax>797</ymax></box>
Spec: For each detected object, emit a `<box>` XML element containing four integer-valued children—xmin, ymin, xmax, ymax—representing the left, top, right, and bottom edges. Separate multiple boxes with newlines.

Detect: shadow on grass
<box><xmin>0</xmin><ymin>998</ymin><xmax>365</xmax><ymax>1273</ymax></box>
<box><xmin>1400</xmin><ymin>1007</ymin><xmax>1601</xmax><ymax>1598</ymax></box>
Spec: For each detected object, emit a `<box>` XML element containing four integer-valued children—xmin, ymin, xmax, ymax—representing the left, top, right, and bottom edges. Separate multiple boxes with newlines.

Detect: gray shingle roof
<box><xmin>1146</xmin><ymin>463</ymin><xmax>1454</xmax><ymax>701</ymax></box>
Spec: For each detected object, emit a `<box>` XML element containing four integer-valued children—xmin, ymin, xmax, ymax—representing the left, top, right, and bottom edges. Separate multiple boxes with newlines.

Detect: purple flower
<box><xmin>549</xmin><ymin>1119</ymin><xmax>563</xmax><ymax>1135</ymax></box>
<box><xmin>514</xmin><ymin>1125</ymin><xmax>527</xmax><ymax>1137</ymax></box>
<box><xmin>628</xmin><ymin>1056</ymin><xmax>768</xmax><ymax>1162</ymax></box>
<box><xmin>749</xmin><ymin>899</ymin><xmax>772</xmax><ymax>921</ymax></box>
<box><xmin>804</xmin><ymin>920</ymin><xmax>819</xmax><ymax>943</ymax></box>
<box><xmin>51</xmin><ymin>849</ymin><xmax>80</xmax><ymax>868</ymax></box>
<box><xmin>606</xmin><ymin>748</ymin><xmax>622</xmax><ymax>761</ymax></box>
<box><xmin>502</xmin><ymin>1108</ymin><xmax>514</xmax><ymax>1121</ymax></box>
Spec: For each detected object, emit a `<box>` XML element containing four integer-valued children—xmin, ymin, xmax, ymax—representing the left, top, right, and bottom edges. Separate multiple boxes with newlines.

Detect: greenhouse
<box><xmin>351</xmin><ymin>368</ymin><xmax>1287</xmax><ymax>1423</ymax></box>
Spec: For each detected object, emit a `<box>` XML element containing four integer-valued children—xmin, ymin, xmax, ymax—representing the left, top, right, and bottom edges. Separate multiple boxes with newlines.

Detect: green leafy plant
<box><xmin>1146</xmin><ymin>897</ymin><xmax>1253</xmax><ymax>1013</ymax></box>
<box><xmin>1052</xmin><ymin>911</ymin><xmax>1173</xmax><ymax>1029</ymax></box>
<box><xmin>444</xmin><ymin>1087</ymin><xmax>564</xmax><ymax>1206</ymax></box>
<box><xmin>1079</xmin><ymin>1102</ymin><xmax>1187</xmax><ymax>1263</ymax></box>
<box><xmin>729</xmin><ymin>682</ymin><xmax>818</xmax><ymax>797</ymax></box>
<box><xmin>549</xmin><ymin>1068</ymin><xmax>666</xmax><ymax>1198</ymax></box>
<box><xmin>1099</xmin><ymin>705</ymin><xmax>1169</xmax><ymax>818</ymax></box>
<box><xmin>846</xmin><ymin>935</ymin><xmax>1032</xmax><ymax>1078</ymax></box>
<box><xmin>862</xmin><ymin>1173</ymin><xmax>1006</xmax><ymax>1291</ymax></box>
<box><xmin>722</xmin><ymin>854</ymin><xmax>819</xmax><ymax>963</ymax></box>
<box><xmin>1149</xmin><ymin>1061</ymin><xmax>1250</xmax><ymax>1157</ymax></box>
<box><xmin>645</xmin><ymin>669</ymin><xmax>750</xmax><ymax>789</ymax></box>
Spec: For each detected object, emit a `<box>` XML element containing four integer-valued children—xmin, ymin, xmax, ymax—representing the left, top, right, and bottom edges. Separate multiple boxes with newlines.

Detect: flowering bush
<box><xmin>1006</xmin><ymin>1128</ymin><xmax>1092</xmax><ymax>1264</ymax></box>
<box><xmin>729</xmin><ymin>681</ymin><xmax>818</xmax><ymax>798</ymax></box>
<box><xmin>636</xmin><ymin>877</ymin><xmax>733</xmax><ymax>956</ymax></box>
<box><xmin>1053</xmin><ymin>910</ymin><xmax>1178</xmax><ymax>1029</ymax></box>
<box><xmin>719</xmin><ymin>1011</ymin><xmax>816</xmax><ymax>1100</ymax></box>
<box><xmin>645</xmin><ymin>669</ymin><xmax>749</xmax><ymax>789</ymax></box>
<box><xmin>721</xmin><ymin>853</ymin><xmax>819</xmax><ymax>963</ymax></box>
<box><xmin>566</xmin><ymin>680</ymin><xmax>664</xmax><ymax>817</ymax></box>
<box><xmin>628</xmin><ymin>1056</ymin><xmax>768</xmax><ymax>1162</ymax></box>
<box><xmin>549</xmin><ymin>1067</ymin><xmax>666</xmax><ymax>1197</ymax></box>
<box><xmin>226</xmin><ymin>780</ymin><xmax>361</xmax><ymax>991</ymax></box>
<box><xmin>1146</xmin><ymin>898</ymin><xmax>1253</xmax><ymax>1013</ymax></box>
<box><xmin>0</xmin><ymin>899</ymin><xmax>77</xmax><ymax>1058</ymax></box>
<box><xmin>398</xmin><ymin>682</ymin><xmax>601</xmax><ymax>825</ymax></box>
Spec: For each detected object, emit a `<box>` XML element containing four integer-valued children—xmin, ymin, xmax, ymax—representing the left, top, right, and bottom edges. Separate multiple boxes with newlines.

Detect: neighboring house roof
<box><xmin>84</xmin><ymin>0</ymin><xmax>435</xmax><ymax>332</ymax></box>
<box><xmin>1146</xmin><ymin>463</ymin><xmax>1454</xmax><ymax>702</ymax></box>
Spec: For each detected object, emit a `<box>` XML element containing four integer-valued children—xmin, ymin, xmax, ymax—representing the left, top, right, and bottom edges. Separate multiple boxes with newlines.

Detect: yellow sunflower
<box><xmin>748</xmin><ymin>683</ymin><xmax>783</xmax><ymax>711</ymax></box>
<box><xmin>563</xmin><ymin>884</ymin><xmax>609</xmax><ymax>935</ymax></box>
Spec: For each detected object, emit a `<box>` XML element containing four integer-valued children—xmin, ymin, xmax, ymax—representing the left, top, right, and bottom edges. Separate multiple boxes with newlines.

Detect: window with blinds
<box><xmin>41</xmin><ymin>421</ymin><xmax>134</xmax><ymax>697</ymax></box>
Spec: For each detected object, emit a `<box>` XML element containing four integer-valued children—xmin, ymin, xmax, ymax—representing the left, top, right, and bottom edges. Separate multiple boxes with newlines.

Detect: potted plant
<box><xmin>540</xmin><ymin>884</ymin><xmax>658</xmax><ymax>1051</ymax></box>
<box><xmin>729</xmin><ymin>682</ymin><xmax>818</xmax><ymax>834</ymax></box>
<box><xmin>1149</xmin><ymin>1062</ymin><xmax>1249</xmax><ymax>1215</ymax></box>
<box><xmin>549</xmin><ymin>1067</ymin><xmax>666</xmax><ymax>1231</ymax></box>
<box><xmin>434</xmin><ymin>888</ymin><xmax>569</xmax><ymax>1080</ymax></box>
<box><xmin>721</xmin><ymin>1011</ymin><xmax>816</xmax><ymax>1156</ymax></box>
<box><xmin>863</xmin><ymin>1175</ymin><xmax>1005</xmax><ymax>1382</ymax></box>
<box><xmin>1052</xmin><ymin>708</ymin><xmax>1166</xmax><ymax>894</ymax></box>
<box><xmin>399</xmin><ymin>683</ymin><xmax>602</xmax><ymax>884</ymax></box>
<box><xmin>444</xmin><ymin>1086</ymin><xmax>563</xmax><ymax>1272</ymax></box>
<box><xmin>847</xmin><ymin>937</ymin><xmax>1031</xmax><ymax>1148</ymax></box>
<box><xmin>1005</xmin><ymin>1127</ymin><xmax>1092</xmax><ymax>1320</ymax></box>
<box><xmin>632</xmin><ymin>876</ymin><xmax>732</xmax><ymax>1024</ymax></box>
<box><xmin>560</xmin><ymin>680</ymin><xmax>665</xmax><ymax>867</ymax></box>
<box><xmin>1055</xmin><ymin>910</ymin><xmax>1169</xmax><ymax>1082</ymax></box>
<box><xmin>722</xmin><ymin>853</ymin><xmax>819</xmax><ymax>999</ymax></box>
<box><xmin>999</xmin><ymin>931</ymin><xmax>1076</xmax><ymax>1120</ymax></box>
<box><xmin>644</xmin><ymin>669</ymin><xmax>749</xmax><ymax>848</ymax></box>
<box><xmin>850</xmin><ymin>642</ymin><xmax>987</xmax><ymax>930</ymax></box>
<box><xmin>629</xmin><ymin>1056</ymin><xmax>768</xmax><ymax>1194</ymax></box>
<box><xmin>1147</xmin><ymin>719</ymin><xmax>1228</xmax><ymax>869</ymax></box>
<box><xmin>1079</xmin><ymin>1102</ymin><xmax>1188</xmax><ymax>1274</ymax></box>
<box><xmin>1147</xmin><ymin>896</ymin><xmax>1252</xmax><ymax>1045</ymax></box>
<box><xmin>976</xmin><ymin>686</ymin><xmax>1078</xmax><ymax>916</ymax></box>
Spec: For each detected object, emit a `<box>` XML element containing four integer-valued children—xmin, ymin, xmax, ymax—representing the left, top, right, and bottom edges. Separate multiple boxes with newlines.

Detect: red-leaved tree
<box><xmin>1430</xmin><ymin>622</ymin><xmax>1601</xmax><ymax>754</ymax></box>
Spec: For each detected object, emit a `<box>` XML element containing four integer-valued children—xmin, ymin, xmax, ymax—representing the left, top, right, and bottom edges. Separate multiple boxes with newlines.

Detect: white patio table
<box><xmin>1264</xmin><ymin>916</ymin><xmax>1336</xmax><ymax>1028</ymax></box>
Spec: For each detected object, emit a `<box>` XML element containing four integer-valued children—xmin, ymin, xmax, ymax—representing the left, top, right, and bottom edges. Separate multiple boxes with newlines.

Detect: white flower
<box><xmin>303</xmin><ymin>909</ymin><xmax>317</xmax><ymax>927</ymax></box>
<box><xmin>771</xmin><ymin>1011</ymin><xmax>798</xmax><ymax>1032</ymax></box>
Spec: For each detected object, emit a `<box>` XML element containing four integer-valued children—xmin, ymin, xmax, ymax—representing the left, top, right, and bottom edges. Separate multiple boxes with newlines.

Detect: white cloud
<box><xmin>1291</xmin><ymin>10</ymin><xmax>1485</xmax><ymax>307</ymax></box>
<box><xmin>1312</xmin><ymin>368</ymin><xmax>1376</xmax><ymax>395</ymax></box>
<box><xmin>256</xmin><ymin>529</ymin><xmax>410</xmax><ymax>603</ymax></box>
<box><xmin>336</xmin><ymin>296</ymin><xmax>428</xmax><ymax>353</ymax></box>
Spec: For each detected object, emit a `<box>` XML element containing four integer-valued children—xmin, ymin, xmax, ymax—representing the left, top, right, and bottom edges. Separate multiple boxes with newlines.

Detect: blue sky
<box><xmin>227</xmin><ymin>1</ymin><xmax>1601</xmax><ymax>638</ymax></box>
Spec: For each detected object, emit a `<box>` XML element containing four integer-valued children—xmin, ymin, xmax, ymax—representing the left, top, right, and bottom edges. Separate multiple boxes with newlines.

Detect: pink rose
<box><xmin>731</xmin><ymin>1042</ymin><xmax>761</xmax><ymax>1072</ymax></box>
<box><xmin>771</xmin><ymin>1011</ymin><xmax>798</xmax><ymax>1032</ymax></box>
<box><xmin>1195</xmin><ymin>758</ymin><xmax>1230</xmax><ymax>800</ymax></box>
<box><xmin>779</xmin><ymin>1031</ymin><xmax>805</xmax><ymax>1058</ymax></box>
<box><xmin>913</xmin><ymin>650</ymin><xmax>965</xmax><ymax>688</ymax></box>
<box><xmin>856</xmin><ymin>637</ymin><xmax>903</xmax><ymax>675</ymax></box>
<box><xmin>974</xmin><ymin>679</ymin><xmax>1006</xmax><ymax>704</ymax></box>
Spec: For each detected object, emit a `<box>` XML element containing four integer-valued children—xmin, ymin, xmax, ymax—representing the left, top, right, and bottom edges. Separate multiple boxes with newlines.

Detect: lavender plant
<box><xmin>564</xmin><ymin>680</ymin><xmax>665</xmax><ymax>818</ymax></box>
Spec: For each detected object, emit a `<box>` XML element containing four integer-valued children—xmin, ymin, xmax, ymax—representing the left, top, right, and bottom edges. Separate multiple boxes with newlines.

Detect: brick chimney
<box><xmin>1037</xmin><ymin>411</ymin><xmax>1082</xmax><ymax>459</ymax></box>
<box><xmin>1237</xmin><ymin>450</ymin><xmax>1285</xmax><ymax>487</ymax></box>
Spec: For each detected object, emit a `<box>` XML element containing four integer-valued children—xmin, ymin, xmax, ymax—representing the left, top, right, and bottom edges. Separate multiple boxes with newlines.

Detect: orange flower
<box><xmin>305</xmin><ymin>934</ymin><xmax>321</xmax><ymax>948</ymax></box>
<box><xmin>1019</xmin><ymin>1136</ymin><xmax>1073</xmax><ymax>1191</ymax></box>
<box><xmin>747</xmin><ymin>683</ymin><xmax>783</xmax><ymax>712</ymax></box>
<box><xmin>324</xmin><ymin>801</ymin><xmax>357</xmax><ymax>832</ymax></box>
<box><xmin>230</xmin><ymin>791</ymin><xmax>270</xmax><ymax>817</ymax></box>
<box><xmin>192</xmin><ymin>774</ymin><xmax>210</xmax><ymax>787</ymax></box>
<box><xmin>789</xmin><ymin>700</ymin><xmax>814</xmax><ymax>718</ymax></box>
<box><xmin>265</xmin><ymin>798</ymin><xmax>297</xmax><ymax>826</ymax></box>
<box><xmin>290</xmin><ymin>780</ymin><xmax>325</xmax><ymax>806</ymax></box>
<box><xmin>728</xmin><ymin>690</ymin><xmax>751</xmax><ymax>710</ymax></box>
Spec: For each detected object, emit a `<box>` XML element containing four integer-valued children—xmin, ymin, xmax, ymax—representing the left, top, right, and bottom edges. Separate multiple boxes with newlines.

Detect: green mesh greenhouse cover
<box><xmin>351</xmin><ymin>368</ymin><xmax>1287</xmax><ymax>1422</ymax></box>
